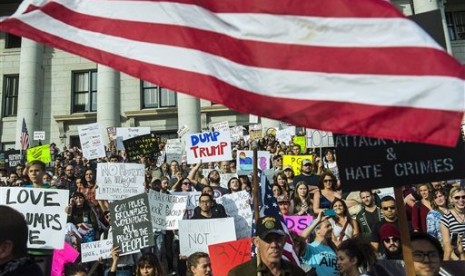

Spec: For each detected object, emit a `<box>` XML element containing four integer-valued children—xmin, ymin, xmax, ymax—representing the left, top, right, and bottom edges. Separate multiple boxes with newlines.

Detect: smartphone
<box><xmin>323</xmin><ymin>209</ymin><xmax>337</xmax><ymax>217</ymax></box>
<box><xmin>451</xmin><ymin>233</ymin><xmax>459</xmax><ymax>247</ymax></box>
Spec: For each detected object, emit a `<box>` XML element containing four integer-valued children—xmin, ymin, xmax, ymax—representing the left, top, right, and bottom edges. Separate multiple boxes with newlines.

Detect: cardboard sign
<box><xmin>27</xmin><ymin>144</ymin><xmax>51</xmax><ymax>163</ymax></box>
<box><xmin>248</xmin><ymin>124</ymin><xmax>262</xmax><ymax>140</ymax></box>
<box><xmin>210</xmin><ymin>121</ymin><xmax>230</xmax><ymax>132</ymax></box>
<box><xmin>123</xmin><ymin>134</ymin><xmax>159</xmax><ymax>162</ymax></box>
<box><xmin>283</xmin><ymin>155</ymin><xmax>314</xmax><ymax>176</ymax></box>
<box><xmin>78</xmin><ymin>123</ymin><xmax>106</xmax><ymax>160</ymax></box>
<box><xmin>116</xmin><ymin>127</ymin><xmax>151</xmax><ymax>141</ymax></box>
<box><xmin>283</xmin><ymin>215</ymin><xmax>313</xmax><ymax>235</ymax></box>
<box><xmin>208</xmin><ymin>238</ymin><xmax>252</xmax><ymax>276</ymax></box>
<box><xmin>110</xmin><ymin>193</ymin><xmax>154</xmax><ymax>255</ymax></box>
<box><xmin>293</xmin><ymin>136</ymin><xmax>307</xmax><ymax>153</ymax></box>
<box><xmin>237</xmin><ymin>150</ymin><xmax>271</xmax><ymax>173</ymax></box>
<box><xmin>178</xmin><ymin>217</ymin><xmax>236</xmax><ymax>256</ymax></box>
<box><xmin>171</xmin><ymin>191</ymin><xmax>201</xmax><ymax>218</ymax></box>
<box><xmin>0</xmin><ymin>187</ymin><xmax>69</xmax><ymax>249</ymax></box>
<box><xmin>216</xmin><ymin>191</ymin><xmax>252</xmax><ymax>239</ymax></box>
<box><xmin>276</xmin><ymin>127</ymin><xmax>296</xmax><ymax>145</ymax></box>
<box><xmin>33</xmin><ymin>131</ymin><xmax>45</xmax><ymax>141</ymax></box>
<box><xmin>166</xmin><ymin>139</ymin><xmax>183</xmax><ymax>164</ymax></box>
<box><xmin>334</xmin><ymin>134</ymin><xmax>465</xmax><ymax>191</ymax></box>
<box><xmin>51</xmin><ymin>243</ymin><xmax>80</xmax><ymax>276</ymax></box>
<box><xmin>306</xmin><ymin>129</ymin><xmax>334</xmax><ymax>148</ymax></box>
<box><xmin>148</xmin><ymin>190</ymin><xmax>187</xmax><ymax>230</ymax></box>
<box><xmin>81</xmin><ymin>239</ymin><xmax>113</xmax><ymax>263</ymax></box>
<box><xmin>186</xmin><ymin>131</ymin><xmax>232</xmax><ymax>164</ymax></box>
<box><xmin>96</xmin><ymin>163</ymin><xmax>145</xmax><ymax>200</ymax></box>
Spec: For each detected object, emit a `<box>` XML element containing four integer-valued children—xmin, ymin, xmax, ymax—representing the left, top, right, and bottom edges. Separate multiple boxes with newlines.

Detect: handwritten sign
<box><xmin>123</xmin><ymin>134</ymin><xmax>159</xmax><ymax>162</ymax></box>
<box><xmin>0</xmin><ymin>187</ymin><xmax>69</xmax><ymax>249</ymax></box>
<box><xmin>116</xmin><ymin>127</ymin><xmax>150</xmax><ymax>141</ymax></box>
<box><xmin>334</xmin><ymin>134</ymin><xmax>465</xmax><ymax>191</ymax></box>
<box><xmin>33</xmin><ymin>131</ymin><xmax>45</xmax><ymax>141</ymax></box>
<box><xmin>177</xmin><ymin>125</ymin><xmax>190</xmax><ymax>137</ymax></box>
<box><xmin>148</xmin><ymin>190</ymin><xmax>187</xmax><ymax>230</ymax></box>
<box><xmin>210</xmin><ymin>121</ymin><xmax>230</xmax><ymax>132</ymax></box>
<box><xmin>4</xmin><ymin>150</ymin><xmax>21</xmax><ymax>169</ymax></box>
<box><xmin>216</xmin><ymin>191</ymin><xmax>252</xmax><ymax>239</ymax></box>
<box><xmin>276</xmin><ymin>127</ymin><xmax>296</xmax><ymax>145</ymax></box>
<box><xmin>293</xmin><ymin>136</ymin><xmax>307</xmax><ymax>153</ymax></box>
<box><xmin>51</xmin><ymin>242</ymin><xmax>79</xmax><ymax>276</ymax></box>
<box><xmin>171</xmin><ymin>191</ymin><xmax>201</xmax><ymax>218</ymax></box>
<box><xmin>283</xmin><ymin>155</ymin><xmax>314</xmax><ymax>176</ymax></box>
<box><xmin>186</xmin><ymin>131</ymin><xmax>232</xmax><ymax>164</ymax></box>
<box><xmin>81</xmin><ymin>239</ymin><xmax>113</xmax><ymax>263</ymax></box>
<box><xmin>96</xmin><ymin>163</ymin><xmax>145</xmax><ymax>200</ymax></box>
<box><xmin>229</xmin><ymin>126</ymin><xmax>245</xmax><ymax>143</ymax></box>
<box><xmin>166</xmin><ymin>139</ymin><xmax>183</xmax><ymax>164</ymax></box>
<box><xmin>307</xmin><ymin>129</ymin><xmax>334</xmax><ymax>148</ymax></box>
<box><xmin>237</xmin><ymin>150</ymin><xmax>271</xmax><ymax>173</ymax></box>
<box><xmin>26</xmin><ymin>144</ymin><xmax>51</xmax><ymax>163</ymax></box>
<box><xmin>208</xmin><ymin>238</ymin><xmax>252</xmax><ymax>276</ymax></box>
<box><xmin>283</xmin><ymin>215</ymin><xmax>313</xmax><ymax>235</ymax></box>
<box><xmin>248</xmin><ymin>124</ymin><xmax>262</xmax><ymax>140</ymax></box>
<box><xmin>178</xmin><ymin>217</ymin><xmax>236</xmax><ymax>256</ymax></box>
<box><xmin>110</xmin><ymin>193</ymin><xmax>154</xmax><ymax>255</ymax></box>
<box><xmin>78</xmin><ymin>123</ymin><xmax>106</xmax><ymax>160</ymax></box>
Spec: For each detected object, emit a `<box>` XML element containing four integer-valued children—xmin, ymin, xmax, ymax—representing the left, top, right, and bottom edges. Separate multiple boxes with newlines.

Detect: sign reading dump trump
<box><xmin>179</xmin><ymin>217</ymin><xmax>236</xmax><ymax>256</ymax></box>
<box><xmin>96</xmin><ymin>163</ymin><xmax>145</xmax><ymax>200</ymax></box>
<box><xmin>186</xmin><ymin>131</ymin><xmax>232</xmax><ymax>164</ymax></box>
<box><xmin>0</xmin><ymin>187</ymin><xmax>69</xmax><ymax>249</ymax></box>
<box><xmin>148</xmin><ymin>190</ymin><xmax>187</xmax><ymax>230</ymax></box>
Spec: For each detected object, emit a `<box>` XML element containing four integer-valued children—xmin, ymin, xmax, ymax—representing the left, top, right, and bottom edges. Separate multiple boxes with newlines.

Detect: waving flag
<box><xmin>20</xmin><ymin>118</ymin><xmax>30</xmax><ymax>150</ymax></box>
<box><xmin>1</xmin><ymin>0</ymin><xmax>464</xmax><ymax>146</ymax></box>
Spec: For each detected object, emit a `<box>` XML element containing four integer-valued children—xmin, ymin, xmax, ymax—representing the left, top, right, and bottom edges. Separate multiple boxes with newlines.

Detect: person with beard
<box><xmin>194</xmin><ymin>170</ymin><xmax>228</xmax><ymax>199</ymax></box>
<box><xmin>59</xmin><ymin>165</ymin><xmax>78</xmax><ymax>197</ymax></box>
<box><xmin>379</xmin><ymin>224</ymin><xmax>402</xmax><ymax>260</ymax></box>
<box><xmin>356</xmin><ymin>190</ymin><xmax>383</xmax><ymax>241</ymax></box>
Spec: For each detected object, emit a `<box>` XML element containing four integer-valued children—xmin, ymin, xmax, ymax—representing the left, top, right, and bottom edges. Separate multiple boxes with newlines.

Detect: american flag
<box><xmin>20</xmin><ymin>118</ymin><xmax>29</xmax><ymax>150</ymax></box>
<box><xmin>0</xmin><ymin>0</ymin><xmax>464</xmax><ymax>146</ymax></box>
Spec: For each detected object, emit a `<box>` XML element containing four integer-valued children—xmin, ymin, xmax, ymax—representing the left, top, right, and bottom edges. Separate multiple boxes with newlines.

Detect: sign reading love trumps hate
<box><xmin>0</xmin><ymin>187</ymin><xmax>69</xmax><ymax>249</ymax></box>
<box><xmin>96</xmin><ymin>163</ymin><xmax>145</xmax><ymax>200</ymax></box>
<box><xmin>110</xmin><ymin>193</ymin><xmax>154</xmax><ymax>255</ymax></box>
<box><xmin>186</xmin><ymin>131</ymin><xmax>232</xmax><ymax>164</ymax></box>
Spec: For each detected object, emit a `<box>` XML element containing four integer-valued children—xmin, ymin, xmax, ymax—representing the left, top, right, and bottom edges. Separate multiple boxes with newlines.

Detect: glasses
<box><xmin>303</xmin><ymin>164</ymin><xmax>311</xmax><ymax>167</ymax></box>
<box><xmin>383</xmin><ymin>237</ymin><xmax>400</xmax><ymax>244</ymax></box>
<box><xmin>199</xmin><ymin>200</ymin><xmax>211</xmax><ymax>205</ymax></box>
<box><xmin>382</xmin><ymin>206</ymin><xmax>396</xmax><ymax>211</ymax></box>
<box><xmin>454</xmin><ymin>195</ymin><xmax>465</xmax><ymax>200</ymax></box>
<box><xmin>412</xmin><ymin>251</ymin><xmax>439</xmax><ymax>262</ymax></box>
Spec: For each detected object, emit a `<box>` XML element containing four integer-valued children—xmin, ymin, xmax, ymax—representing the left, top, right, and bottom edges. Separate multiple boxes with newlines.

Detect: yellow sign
<box><xmin>27</xmin><ymin>145</ymin><xmax>51</xmax><ymax>163</ymax></box>
<box><xmin>292</xmin><ymin>136</ymin><xmax>306</xmax><ymax>154</ymax></box>
<box><xmin>283</xmin><ymin>155</ymin><xmax>314</xmax><ymax>176</ymax></box>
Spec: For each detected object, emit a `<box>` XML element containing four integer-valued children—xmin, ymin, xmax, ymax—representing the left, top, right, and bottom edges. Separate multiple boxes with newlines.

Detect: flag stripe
<box><xmin>31</xmin><ymin>2</ymin><xmax>464</xmax><ymax>77</ymax></box>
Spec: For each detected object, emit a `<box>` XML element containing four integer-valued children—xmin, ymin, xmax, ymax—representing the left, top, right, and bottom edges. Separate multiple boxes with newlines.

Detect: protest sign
<box><xmin>208</xmin><ymin>238</ymin><xmax>252</xmax><ymax>276</ymax></box>
<box><xmin>210</xmin><ymin>121</ymin><xmax>230</xmax><ymax>132</ymax></box>
<box><xmin>216</xmin><ymin>191</ymin><xmax>252</xmax><ymax>238</ymax></box>
<box><xmin>186</xmin><ymin>130</ymin><xmax>232</xmax><ymax>164</ymax></box>
<box><xmin>334</xmin><ymin>134</ymin><xmax>465</xmax><ymax>191</ymax></box>
<box><xmin>276</xmin><ymin>127</ymin><xmax>295</xmax><ymax>145</ymax></box>
<box><xmin>27</xmin><ymin>144</ymin><xmax>51</xmax><ymax>163</ymax></box>
<box><xmin>33</xmin><ymin>131</ymin><xmax>45</xmax><ymax>141</ymax></box>
<box><xmin>5</xmin><ymin>150</ymin><xmax>21</xmax><ymax>169</ymax></box>
<box><xmin>166</xmin><ymin>138</ymin><xmax>183</xmax><ymax>164</ymax></box>
<box><xmin>148</xmin><ymin>190</ymin><xmax>187</xmax><ymax>230</ymax></box>
<box><xmin>0</xmin><ymin>152</ymin><xmax>5</xmax><ymax>170</ymax></box>
<box><xmin>178</xmin><ymin>217</ymin><xmax>236</xmax><ymax>256</ymax></box>
<box><xmin>123</xmin><ymin>134</ymin><xmax>159</xmax><ymax>162</ymax></box>
<box><xmin>248</xmin><ymin>124</ymin><xmax>262</xmax><ymax>140</ymax></box>
<box><xmin>229</xmin><ymin>126</ymin><xmax>245</xmax><ymax>143</ymax></box>
<box><xmin>81</xmin><ymin>239</ymin><xmax>113</xmax><ymax>263</ymax></box>
<box><xmin>283</xmin><ymin>215</ymin><xmax>313</xmax><ymax>235</ymax></box>
<box><xmin>116</xmin><ymin>127</ymin><xmax>150</xmax><ymax>141</ymax></box>
<box><xmin>0</xmin><ymin>187</ymin><xmax>69</xmax><ymax>249</ymax></box>
<box><xmin>177</xmin><ymin>125</ymin><xmax>190</xmax><ymax>137</ymax></box>
<box><xmin>51</xmin><ymin>242</ymin><xmax>80</xmax><ymax>276</ymax></box>
<box><xmin>171</xmin><ymin>191</ymin><xmax>201</xmax><ymax>218</ymax></box>
<box><xmin>293</xmin><ymin>135</ymin><xmax>307</xmax><ymax>153</ymax></box>
<box><xmin>283</xmin><ymin>155</ymin><xmax>314</xmax><ymax>176</ymax></box>
<box><xmin>237</xmin><ymin>150</ymin><xmax>271</xmax><ymax>173</ymax></box>
<box><xmin>96</xmin><ymin>163</ymin><xmax>145</xmax><ymax>200</ymax></box>
<box><xmin>110</xmin><ymin>193</ymin><xmax>154</xmax><ymax>255</ymax></box>
<box><xmin>78</xmin><ymin>123</ymin><xmax>106</xmax><ymax>160</ymax></box>
<box><xmin>307</xmin><ymin>129</ymin><xmax>334</xmax><ymax>148</ymax></box>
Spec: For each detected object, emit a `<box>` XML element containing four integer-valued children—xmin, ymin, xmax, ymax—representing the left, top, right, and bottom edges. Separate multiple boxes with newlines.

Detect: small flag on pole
<box><xmin>20</xmin><ymin>118</ymin><xmax>30</xmax><ymax>150</ymax></box>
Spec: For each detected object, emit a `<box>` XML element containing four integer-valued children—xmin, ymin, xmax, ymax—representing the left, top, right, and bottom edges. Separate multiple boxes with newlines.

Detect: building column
<box><xmin>177</xmin><ymin>93</ymin><xmax>200</xmax><ymax>139</ymax></box>
<box><xmin>97</xmin><ymin>65</ymin><xmax>121</xmax><ymax>144</ymax></box>
<box><xmin>260</xmin><ymin>117</ymin><xmax>280</xmax><ymax>131</ymax></box>
<box><xmin>16</xmin><ymin>39</ymin><xmax>43</xmax><ymax>149</ymax></box>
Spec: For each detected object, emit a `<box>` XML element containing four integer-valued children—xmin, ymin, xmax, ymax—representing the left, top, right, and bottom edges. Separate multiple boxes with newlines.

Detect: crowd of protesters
<box><xmin>0</xmin><ymin>132</ymin><xmax>461</xmax><ymax>276</ymax></box>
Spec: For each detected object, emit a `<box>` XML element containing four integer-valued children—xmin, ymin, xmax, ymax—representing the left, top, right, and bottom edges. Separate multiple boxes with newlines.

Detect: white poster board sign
<box><xmin>78</xmin><ymin>123</ymin><xmax>106</xmax><ymax>160</ymax></box>
<box><xmin>33</xmin><ymin>131</ymin><xmax>46</xmax><ymax>141</ymax></box>
<box><xmin>81</xmin><ymin>239</ymin><xmax>113</xmax><ymax>263</ymax></box>
<box><xmin>216</xmin><ymin>191</ymin><xmax>252</xmax><ymax>239</ymax></box>
<box><xmin>185</xmin><ymin>131</ymin><xmax>232</xmax><ymax>164</ymax></box>
<box><xmin>178</xmin><ymin>217</ymin><xmax>236</xmax><ymax>256</ymax></box>
<box><xmin>148</xmin><ymin>190</ymin><xmax>187</xmax><ymax>230</ymax></box>
<box><xmin>230</xmin><ymin>126</ymin><xmax>245</xmax><ymax>143</ymax></box>
<box><xmin>166</xmin><ymin>139</ymin><xmax>183</xmax><ymax>163</ymax></box>
<box><xmin>0</xmin><ymin>187</ymin><xmax>69</xmax><ymax>249</ymax></box>
<box><xmin>96</xmin><ymin>163</ymin><xmax>145</xmax><ymax>200</ymax></box>
<box><xmin>210</xmin><ymin>121</ymin><xmax>230</xmax><ymax>132</ymax></box>
<box><xmin>116</xmin><ymin>127</ymin><xmax>150</xmax><ymax>141</ymax></box>
<box><xmin>171</xmin><ymin>191</ymin><xmax>201</xmax><ymax>218</ymax></box>
<box><xmin>306</xmin><ymin>129</ymin><xmax>334</xmax><ymax>148</ymax></box>
<box><xmin>276</xmin><ymin>127</ymin><xmax>295</xmax><ymax>145</ymax></box>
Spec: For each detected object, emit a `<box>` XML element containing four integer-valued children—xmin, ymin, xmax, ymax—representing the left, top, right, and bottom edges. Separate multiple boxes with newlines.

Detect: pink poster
<box><xmin>51</xmin><ymin>243</ymin><xmax>80</xmax><ymax>276</ymax></box>
<box><xmin>283</xmin><ymin>215</ymin><xmax>313</xmax><ymax>235</ymax></box>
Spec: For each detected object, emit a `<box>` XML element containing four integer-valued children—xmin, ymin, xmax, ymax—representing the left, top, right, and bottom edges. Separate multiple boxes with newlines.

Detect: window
<box><xmin>5</xmin><ymin>33</ymin><xmax>21</xmax><ymax>49</ymax></box>
<box><xmin>141</xmin><ymin>80</ymin><xmax>177</xmax><ymax>108</ymax></box>
<box><xmin>446</xmin><ymin>11</ymin><xmax>465</xmax><ymax>41</ymax></box>
<box><xmin>3</xmin><ymin>75</ymin><xmax>19</xmax><ymax>116</ymax></box>
<box><xmin>72</xmin><ymin>70</ymin><xmax>97</xmax><ymax>113</ymax></box>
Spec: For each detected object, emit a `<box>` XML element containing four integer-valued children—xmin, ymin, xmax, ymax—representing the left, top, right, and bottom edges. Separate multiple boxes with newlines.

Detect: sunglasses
<box><xmin>323</xmin><ymin>179</ymin><xmax>333</xmax><ymax>183</ymax></box>
<box><xmin>383</xmin><ymin>237</ymin><xmax>400</xmax><ymax>243</ymax></box>
<box><xmin>454</xmin><ymin>195</ymin><xmax>465</xmax><ymax>200</ymax></box>
<box><xmin>382</xmin><ymin>206</ymin><xmax>396</xmax><ymax>211</ymax></box>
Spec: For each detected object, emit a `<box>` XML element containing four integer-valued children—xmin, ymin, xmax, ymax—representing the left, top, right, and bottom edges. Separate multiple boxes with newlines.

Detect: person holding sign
<box><xmin>228</xmin><ymin>216</ymin><xmax>305</xmax><ymax>276</ymax></box>
<box><xmin>67</xmin><ymin>192</ymin><xmax>99</xmax><ymax>243</ymax></box>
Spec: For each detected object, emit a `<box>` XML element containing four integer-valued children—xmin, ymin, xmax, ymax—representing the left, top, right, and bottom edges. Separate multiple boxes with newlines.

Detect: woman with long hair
<box><xmin>108</xmin><ymin>248</ymin><xmax>163</xmax><ymax>276</ymax></box>
<box><xmin>441</xmin><ymin>187</ymin><xmax>465</xmax><ymax>260</ymax></box>
<box><xmin>66</xmin><ymin>192</ymin><xmax>99</xmax><ymax>243</ymax></box>
<box><xmin>186</xmin><ymin>252</ymin><xmax>212</xmax><ymax>276</ymax></box>
<box><xmin>273</xmin><ymin>172</ymin><xmax>290</xmax><ymax>196</ymax></box>
<box><xmin>337</xmin><ymin>238</ymin><xmax>376</xmax><ymax>276</ymax></box>
<box><xmin>283</xmin><ymin>166</ymin><xmax>295</xmax><ymax>187</ymax></box>
<box><xmin>272</xmin><ymin>184</ymin><xmax>283</xmax><ymax>198</ymax></box>
<box><xmin>329</xmin><ymin>198</ymin><xmax>359</xmax><ymax>247</ymax></box>
<box><xmin>290</xmin><ymin>181</ymin><xmax>313</xmax><ymax>216</ymax></box>
<box><xmin>313</xmin><ymin>171</ymin><xmax>341</xmax><ymax>215</ymax></box>
<box><xmin>171</xmin><ymin>177</ymin><xmax>195</xmax><ymax>192</ymax></box>
<box><xmin>427</xmin><ymin>188</ymin><xmax>449</xmax><ymax>245</ymax></box>
<box><xmin>323</xmin><ymin>149</ymin><xmax>339</xmax><ymax>179</ymax></box>
<box><xmin>412</xmin><ymin>183</ymin><xmax>434</xmax><ymax>233</ymax></box>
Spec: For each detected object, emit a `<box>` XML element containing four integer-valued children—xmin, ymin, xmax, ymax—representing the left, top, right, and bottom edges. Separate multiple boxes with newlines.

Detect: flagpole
<box><xmin>394</xmin><ymin>186</ymin><xmax>415</xmax><ymax>276</ymax></box>
<box><xmin>253</xmin><ymin>147</ymin><xmax>259</xmax><ymax>222</ymax></box>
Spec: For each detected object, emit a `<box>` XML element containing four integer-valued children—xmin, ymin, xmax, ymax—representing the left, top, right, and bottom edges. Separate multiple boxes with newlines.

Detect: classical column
<box><xmin>16</xmin><ymin>39</ymin><xmax>43</xmax><ymax>149</ymax></box>
<box><xmin>97</xmin><ymin>65</ymin><xmax>121</xmax><ymax>144</ymax></box>
<box><xmin>177</xmin><ymin>93</ymin><xmax>200</xmax><ymax>138</ymax></box>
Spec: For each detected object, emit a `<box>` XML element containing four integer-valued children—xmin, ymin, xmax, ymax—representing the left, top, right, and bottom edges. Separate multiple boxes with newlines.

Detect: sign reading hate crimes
<box><xmin>186</xmin><ymin>130</ymin><xmax>232</xmax><ymax>164</ymax></box>
<box><xmin>110</xmin><ymin>193</ymin><xmax>154</xmax><ymax>255</ymax></box>
<box><xmin>96</xmin><ymin>163</ymin><xmax>145</xmax><ymax>200</ymax></box>
<box><xmin>334</xmin><ymin>134</ymin><xmax>465</xmax><ymax>191</ymax></box>
<box><xmin>148</xmin><ymin>190</ymin><xmax>187</xmax><ymax>230</ymax></box>
<box><xmin>0</xmin><ymin>187</ymin><xmax>69</xmax><ymax>249</ymax></box>
<box><xmin>123</xmin><ymin>134</ymin><xmax>159</xmax><ymax>162</ymax></box>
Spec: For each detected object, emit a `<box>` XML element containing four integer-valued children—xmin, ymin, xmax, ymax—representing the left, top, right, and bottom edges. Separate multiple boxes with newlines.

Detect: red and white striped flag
<box><xmin>20</xmin><ymin>118</ymin><xmax>30</xmax><ymax>151</ymax></box>
<box><xmin>2</xmin><ymin>0</ymin><xmax>464</xmax><ymax>146</ymax></box>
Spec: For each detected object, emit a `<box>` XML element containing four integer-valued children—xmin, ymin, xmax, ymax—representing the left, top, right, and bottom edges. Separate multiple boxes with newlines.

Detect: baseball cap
<box><xmin>302</xmin><ymin>159</ymin><xmax>312</xmax><ymax>165</ymax></box>
<box><xmin>283</xmin><ymin>165</ymin><xmax>293</xmax><ymax>171</ymax></box>
<box><xmin>276</xmin><ymin>195</ymin><xmax>290</xmax><ymax>203</ymax></box>
<box><xmin>256</xmin><ymin>216</ymin><xmax>285</xmax><ymax>240</ymax></box>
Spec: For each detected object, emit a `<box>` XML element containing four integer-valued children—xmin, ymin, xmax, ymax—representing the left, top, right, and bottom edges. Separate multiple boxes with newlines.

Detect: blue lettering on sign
<box><xmin>191</xmin><ymin>132</ymin><xmax>221</xmax><ymax>146</ymax></box>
